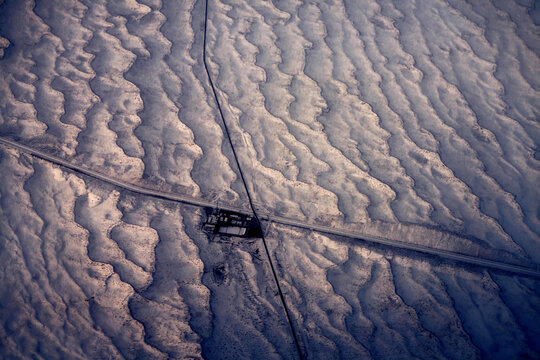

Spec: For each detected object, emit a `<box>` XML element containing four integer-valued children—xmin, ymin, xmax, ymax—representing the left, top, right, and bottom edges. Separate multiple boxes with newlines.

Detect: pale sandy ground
<box><xmin>0</xmin><ymin>0</ymin><xmax>539</xmax><ymax>359</ymax></box>
<box><xmin>1</xmin><ymin>147</ymin><xmax>539</xmax><ymax>359</ymax></box>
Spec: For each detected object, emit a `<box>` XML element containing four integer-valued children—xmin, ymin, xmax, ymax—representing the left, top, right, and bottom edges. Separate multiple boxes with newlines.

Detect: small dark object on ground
<box><xmin>212</xmin><ymin>263</ymin><xmax>228</xmax><ymax>285</ymax></box>
<box><xmin>203</xmin><ymin>208</ymin><xmax>262</xmax><ymax>238</ymax></box>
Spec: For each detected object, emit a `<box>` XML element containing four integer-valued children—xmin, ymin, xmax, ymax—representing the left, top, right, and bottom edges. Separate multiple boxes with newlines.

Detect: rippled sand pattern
<box><xmin>0</xmin><ymin>0</ymin><xmax>249</xmax><ymax>210</ymax></box>
<box><xmin>0</xmin><ymin>146</ymin><xmax>296</xmax><ymax>359</ymax></box>
<box><xmin>205</xmin><ymin>0</ymin><xmax>540</xmax><ymax>263</ymax></box>
<box><xmin>1</xmin><ymin>0</ymin><xmax>539</xmax><ymax>359</ymax></box>
<box><xmin>1</xmin><ymin>0</ymin><xmax>539</xmax><ymax>259</ymax></box>
<box><xmin>267</xmin><ymin>223</ymin><xmax>540</xmax><ymax>359</ymax></box>
<box><xmin>1</xmin><ymin>145</ymin><xmax>538</xmax><ymax>359</ymax></box>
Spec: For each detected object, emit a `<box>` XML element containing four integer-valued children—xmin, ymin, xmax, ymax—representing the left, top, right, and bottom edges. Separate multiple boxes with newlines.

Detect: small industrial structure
<box><xmin>203</xmin><ymin>208</ymin><xmax>262</xmax><ymax>238</ymax></box>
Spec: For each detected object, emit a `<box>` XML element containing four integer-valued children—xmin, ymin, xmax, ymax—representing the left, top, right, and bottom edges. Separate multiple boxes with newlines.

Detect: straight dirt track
<box><xmin>1</xmin><ymin>136</ymin><xmax>539</xmax><ymax>279</ymax></box>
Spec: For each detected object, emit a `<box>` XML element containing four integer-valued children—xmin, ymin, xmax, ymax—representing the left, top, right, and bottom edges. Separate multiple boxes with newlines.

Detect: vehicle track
<box><xmin>1</xmin><ymin>136</ymin><xmax>539</xmax><ymax>280</ymax></box>
<box><xmin>0</xmin><ymin>137</ymin><xmax>243</xmax><ymax>213</ymax></box>
<box><xmin>201</xmin><ymin>1</ymin><xmax>305</xmax><ymax>358</ymax></box>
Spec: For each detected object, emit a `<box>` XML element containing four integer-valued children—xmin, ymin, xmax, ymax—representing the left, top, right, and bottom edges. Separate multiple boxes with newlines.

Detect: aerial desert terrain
<box><xmin>0</xmin><ymin>0</ymin><xmax>539</xmax><ymax>358</ymax></box>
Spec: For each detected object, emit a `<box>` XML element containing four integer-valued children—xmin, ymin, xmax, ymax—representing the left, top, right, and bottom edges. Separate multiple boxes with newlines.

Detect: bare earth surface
<box><xmin>0</xmin><ymin>0</ymin><xmax>539</xmax><ymax>359</ymax></box>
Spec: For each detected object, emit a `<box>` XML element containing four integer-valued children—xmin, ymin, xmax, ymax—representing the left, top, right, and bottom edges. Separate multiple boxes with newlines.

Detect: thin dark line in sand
<box><xmin>202</xmin><ymin>0</ymin><xmax>305</xmax><ymax>358</ymax></box>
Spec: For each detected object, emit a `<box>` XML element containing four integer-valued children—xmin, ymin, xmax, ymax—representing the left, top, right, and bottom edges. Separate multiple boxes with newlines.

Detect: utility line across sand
<box><xmin>201</xmin><ymin>1</ymin><xmax>305</xmax><ymax>358</ymax></box>
<box><xmin>2</xmin><ymin>136</ymin><xmax>539</xmax><ymax>281</ymax></box>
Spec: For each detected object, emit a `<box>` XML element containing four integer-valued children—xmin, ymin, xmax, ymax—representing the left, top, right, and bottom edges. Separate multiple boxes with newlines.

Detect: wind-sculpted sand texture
<box><xmin>0</xmin><ymin>146</ymin><xmax>297</xmax><ymax>359</ymax></box>
<box><xmin>1</xmin><ymin>145</ymin><xmax>538</xmax><ymax>359</ymax></box>
<box><xmin>205</xmin><ymin>0</ymin><xmax>540</xmax><ymax>263</ymax></box>
<box><xmin>0</xmin><ymin>0</ymin><xmax>250</xmax><ymax>211</ymax></box>
<box><xmin>1</xmin><ymin>0</ymin><xmax>539</xmax><ymax>261</ymax></box>
<box><xmin>266</xmin><ymin>223</ymin><xmax>540</xmax><ymax>359</ymax></box>
<box><xmin>1</xmin><ymin>0</ymin><xmax>540</xmax><ymax>359</ymax></box>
